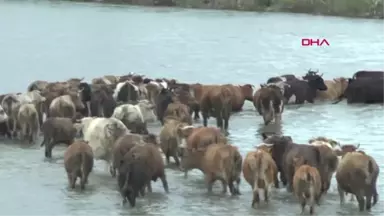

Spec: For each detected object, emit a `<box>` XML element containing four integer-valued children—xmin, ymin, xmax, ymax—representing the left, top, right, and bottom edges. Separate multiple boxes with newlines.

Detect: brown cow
<box><xmin>253</xmin><ymin>84</ymin><xmax>284</xmax><ymax>125</ymax></box>
<box><xmin>200</xmin><ymin>85</ymin><xmax>232</xmax><ymax>134</ymax></box>
<box><xmin>159</xmin><ymin>119</ymin><xmax>191</xmax><ymax>166</ymax></box>
<box><xmin>315</xmin><ymin>77</ymin><xmax>348</xmax><ymax>101</ymax></box>
<box><xmin>110</xmin><ymin>133</ymin><xmax>157</xmax><ymax>177</ymax></box>
<box><xmin>292</xmin><ymin>157</ymin><xmax>322</xmax><ymax>215</ymax></box>
<box><xmin>41</xmin><ymin>117</ymin><xmax>77</xmax><ymax>158</ymax></box>
<box><xmin>179</xmin><ymin>126</ymin><xmax>227</xmax><ymax>178</ymax></box>
<box><xmin>189</xmin><ymin>84</ymin><xmax>221</xmax><ymax>120</ymax></box>
<box><xmin>202</xmin><ymin>143</ymin><xmax>242</xmax><ymax>195</ymax></box>
<box><xmin>118</xmin><ymin>141</ymin><xmax>169</xmax><ymax>207</ymax></box>
<box><xmin>163</xmin><ymin>102</ymin><xmax>192</xmax><ymax>125</ymax></box>
<box><xmin>223</xmin><ymin>84</ymin><xmax>254</xmax><ymax>112</ymax></box>
<box><xmin>336</xmin><ymin>152</ymin><xmax>379</xmax><ymax>211</ymax></box>
<box><xmin>243</xmin><ymin>145</ymin><xmax>278</xmax><ymax>207</ymax></box>
<box><xmin>64</xmin><ymin>140</ymin><xmax>94</xmax><ymax>190</ymax></box>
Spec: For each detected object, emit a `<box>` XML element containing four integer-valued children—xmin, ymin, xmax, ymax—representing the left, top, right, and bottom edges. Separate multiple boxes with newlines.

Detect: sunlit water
<box><xmin>0</xmin><ymin>0</ymin><xmax>383</xmax><ymax>215</ymax></box>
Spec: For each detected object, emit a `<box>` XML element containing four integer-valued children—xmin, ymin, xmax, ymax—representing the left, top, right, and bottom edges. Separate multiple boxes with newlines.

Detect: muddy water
<box><xmin>0</xmin><ymin>1</ymin><xmax>383</xmax><ymax>215</ymax></box>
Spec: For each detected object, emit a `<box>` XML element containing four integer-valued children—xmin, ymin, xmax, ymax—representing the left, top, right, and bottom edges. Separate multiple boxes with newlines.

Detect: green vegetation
<box><xmin>80</xmin><ymin>0</ymin><xmax>384</xmax><ymax>19</ymax></box>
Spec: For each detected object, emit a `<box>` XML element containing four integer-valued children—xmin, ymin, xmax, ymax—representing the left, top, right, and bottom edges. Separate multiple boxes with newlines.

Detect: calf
<box><xmin>200</xmin><ymin>85</ymin><xmax>232</xmax><ymax>134</ymax></box>
<box><xmin>253</xmin><ymin>84</ymin><xmax>284</xmax><ymax>125</ymax></box>
<box><xmin>118</xmin><ymin>142</ymin><xmax>169</xmax><ymax>207</ymax></box>
<box><xmin>292</xmin><ymin>157</ymin><xmax>322</xmax><ymax>215</ymax></box>
<box><xmin>336</xmin><ymin>152</ymin><xmax>379</xmax><ymax>211</ymax></box>
<box><xmin>159</xmin><ymin>119</ymin><xmax>191</xmax><ymax>166</ymax></box>
<box><xmin>179</xmin><ymin>126</ymin><xmax>227</xmax><ymax>178</ymax></box>
<box><xmin>17</xmin><ymin>103</ymin><xmax>39</xmax><ymax>144</ymax></box>
<box><xmin>41</xmin><ymin>117</ymin><xmax>77</xmax><ymax>158</ymax></box>
<box><xmin>243</xmin><ymin>145</ymin><xmax>277</xmax><ymax>207</ymax></box>
<box><xmin>64</xmin><ymin>140</ymin><xmax>94</xmax><ymax>190</ymax></box>
<box><xmin>202</xmin><ymin>143</ymin><xmax>242</xmax><ymax>195</ymax></box>
<box><xmin>111</xmin><ymin>133</ymin><xmax>157</xmax><ymax>177</ymax></box>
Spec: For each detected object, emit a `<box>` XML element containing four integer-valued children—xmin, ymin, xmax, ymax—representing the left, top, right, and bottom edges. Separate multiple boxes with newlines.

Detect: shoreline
<box><xmin>67</xmin><ymin>0</ymin><xmax>384</xmax><ymax>19</ymax></box>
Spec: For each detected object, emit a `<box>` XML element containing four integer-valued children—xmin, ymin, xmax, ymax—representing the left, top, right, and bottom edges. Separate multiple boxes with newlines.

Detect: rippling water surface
<box><xmin>0</xmin><ymin>1</ymin><xmax>383</xmax><ymax>215</ymax></box>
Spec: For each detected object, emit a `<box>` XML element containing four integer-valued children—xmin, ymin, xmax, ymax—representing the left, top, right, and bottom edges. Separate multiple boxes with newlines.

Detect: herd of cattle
<box><xmin>0</xmin><ymin>69</ymin><xmax>382</xmax><ymax>214</ymax></box>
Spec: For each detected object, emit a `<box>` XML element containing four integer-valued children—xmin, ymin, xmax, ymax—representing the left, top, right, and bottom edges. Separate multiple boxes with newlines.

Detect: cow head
<box><xmin>260</xmin><ymin>133</ymin><xmax>293</xmax><ymax>169</ymax></box>
<box><xmin>239</xmin><ymin>84</ymin><xmax>254</xmax><ymax>101</ymax></box>
<box><xmin>304</xmin><ymin>72</ymin><xmax>327</xmax><ymax>91</ymax></box>
<box><xmin>129</xmin><ymin>121</ymin><xmax>149</xmax><ymax>135</ymax></box>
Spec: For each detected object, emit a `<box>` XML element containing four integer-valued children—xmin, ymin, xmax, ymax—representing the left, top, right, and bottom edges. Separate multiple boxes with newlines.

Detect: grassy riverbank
<box><xmin>77</xmin><ymin>0</ymin><xmax>384</xmax><ymax>19</ymax></box>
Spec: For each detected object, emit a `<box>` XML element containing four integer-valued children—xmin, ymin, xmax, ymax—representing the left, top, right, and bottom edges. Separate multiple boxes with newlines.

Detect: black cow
<box><xmin>352</xmin><ymin>70</ymin><xmax>384</xmax><ymax>79</ymax></box>
<box><xmin>283</xmin><ymin>73</ymin><xmax>327</xmax><ymax>104</ymax></box>
<box><xmin>115</xmin><ymin>82</ymin><xmax>139</xmax><ymax>104</ymax></box>
<box><xmin>79</xmin><ymin>82</ymin><xmax>92</xmax><ymax>117</ymax></box>
<box><xmin>155</xmin><ymin>88</ymin><xmax>174</xmax><ymax>125</ymax></box>
<box><xmin>336</xmin><ymin>77</ymin><xmax>383</xmax><ymax>104</ymax></box>
<box><xmin>267</xmin><ymin>74</ymin><xmax>299</xmax><ymax>84</ymax></box>
<box><xmin>90</xmin><ymin>84</ymin><xmax>116</xmax><ymax>117</ymax></box>
<box><xmin>261</xmin><ymin>133</ymin><xmax>338</xmax><ymax>194</ymax></box>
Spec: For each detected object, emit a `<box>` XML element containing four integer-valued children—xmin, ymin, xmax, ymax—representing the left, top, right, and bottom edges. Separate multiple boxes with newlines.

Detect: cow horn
<box><xmin>356</xmin><ymin>143</ymin><xmax>360</xmax><ymax>149</ymax></box>
<box><xmin>80</xmin><ymin>77</ymin><xmax>85</xmax><ymax>81</ymax></box>
<box><xmin>260</xmin><ymin>143</ymin><xmax>274</xmax><ymax>147</ymax></box>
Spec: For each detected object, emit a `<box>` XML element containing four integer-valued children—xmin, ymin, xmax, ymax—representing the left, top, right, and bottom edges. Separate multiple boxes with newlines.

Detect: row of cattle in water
<box><xmin>0</xmin><ymin>69</ymin><xmax>381</xmax><ymax>214</ymax></box>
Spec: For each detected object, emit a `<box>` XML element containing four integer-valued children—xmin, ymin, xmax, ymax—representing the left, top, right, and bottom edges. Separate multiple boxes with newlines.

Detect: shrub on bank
<box><xmin>81</xmin><ymin>0</ymin><xmax>383</xmax><ymax>19</ymax></box>
<box><xmin>174</xmin><ymin>0</ymin><xmax>384</xmax><ymax>18</ymax></box>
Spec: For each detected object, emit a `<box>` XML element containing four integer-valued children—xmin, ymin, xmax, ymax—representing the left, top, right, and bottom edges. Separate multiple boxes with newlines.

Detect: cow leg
<box><xmin>337</xmin><ymin>183</ymin><xmax>345</xmax><ymax>205</ymax></box>
<box><xmin>356</xmin><ymin>193</ymin><xmax>365</xmax><ymax>211</ymax></box>
<box><xmin>146</xmin><ymin>182</ymin><xmax>152</xmax><ymax>193</ymax></box>
<box><xmin>109</xmin><ymin>165</ymin><xmax>116</xmax><ymax>178</ymax></box>
<box><xmin>193</xmin><ymin>106</ymin><xmax>200</xmax><ymax>120</ymax></box>
<box><xmin>202</xmin><ymin>112</ymin><xmax>208</xmax><ymax>127</ymax></box>
<box><xmin>372</xmin><ymin>186</ymin><xmax>378</xmax><ymax>205</ymax></box>
<box><xmin>300</xmin><ymin>199</ymin><xmax>306</xmax><ymax>215</ymax></box>
<box><xmin>45</xmin><ymin>142</ymin><xmax>54</xmax><ymax>158</ymax></box>
<box><xmin>70</xmin><ymin>173</ymin><xmax>77</xmax><ymax>189</ymax></box>
<box><xmin>205</xmin><ymin>174</ymin><xmax>214</xmax><ymax>193</ymax></box>
<box><xmin>280</xmin><ymin>170</ymin><xmax>287</xmax><ymax>186</ymax></box>
<box><xmin>264</xmin><ymin>184</ymin><xmax>270</xmax><ymax>202</ymax></box>
<box><xmin>160</xmin><ymin>174</ymin><xmax>169</xmax><ymax>193</ymax></box>
<box><xmin>173</xmin><ymin>153</ymin><xmax>180</xmax><ymax>166</ymax></box>
<box><xmin>366</xmin><ymin>193</ymin><xmax>372</xmax><ymax>210</ymax></box>
<box><xmin>220</xmin><ymin>178</ymin><xmax>228</xmax><ymax>194</ymax></box>
<box><xmin>252</xmin><ymin>179</ymin><xmax>260</xmax><ymax>207</ymax></box>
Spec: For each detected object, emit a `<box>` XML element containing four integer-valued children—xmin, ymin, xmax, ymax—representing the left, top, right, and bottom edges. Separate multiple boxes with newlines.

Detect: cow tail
<box><xmin>368</xmin><ymin>160</ymin><xmax>374</xmax><ymax>174</ymax></box>
<box><xmin>80</xmin><ymin>151</ymin><xmax>86</xmax><ymax>181</ymax></box>
<box><xmin>306</xmin><ymin>172</ymin><xmax>312</xmax><ymax>182</ymax></box>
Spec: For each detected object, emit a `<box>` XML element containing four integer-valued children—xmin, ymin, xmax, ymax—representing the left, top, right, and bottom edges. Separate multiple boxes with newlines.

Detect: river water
<box><xmin>0</xmin><ymin>1</ymin><xmax>383</xmax><ymax>215</ymax></box>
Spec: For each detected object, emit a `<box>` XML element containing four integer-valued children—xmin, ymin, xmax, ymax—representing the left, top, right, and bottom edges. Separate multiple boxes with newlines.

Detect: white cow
<box><xmin>17</xmin><ymin>103</ymin><xmax>39</xmax><ymax>144</ymax></box>
<box><xmin>1</xmin><ymin>91</ymin><xmax>46</xmax><ymax>137</ymax></box>
<box><xmin>0</xmin><ymin>105</ymin><xmax>8</xmax><ymax>123</ymax></box>
<box><xmin>80</xmin><ymin>117</ymin><xmax>129</xmax><ymax>172</ymax></box>
<box><xmin>111</xmin><ymin>99</ymin><xmax>157</xmax><ymax>128</ymax></box>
